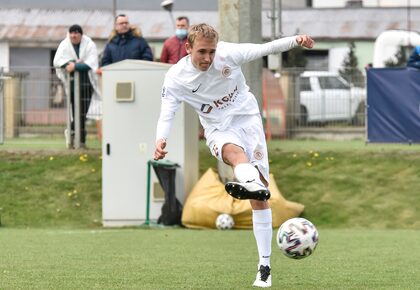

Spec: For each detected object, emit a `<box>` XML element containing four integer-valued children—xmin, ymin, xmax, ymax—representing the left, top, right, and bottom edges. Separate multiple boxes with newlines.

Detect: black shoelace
<box><xmin>259</xmin><ymin>265</ymin><xmax>271</xmax><ymax>282</ymax></box>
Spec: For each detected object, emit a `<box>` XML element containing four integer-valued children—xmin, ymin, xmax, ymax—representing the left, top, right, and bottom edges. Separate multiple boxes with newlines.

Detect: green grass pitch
<box><xmin>1</xmin><ymin>228</ymin><xmax>419</xmax><ymax>289</ymax></box>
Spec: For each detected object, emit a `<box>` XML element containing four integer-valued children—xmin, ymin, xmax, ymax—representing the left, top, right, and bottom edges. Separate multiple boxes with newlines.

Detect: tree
<box><xmin>384</xmin><ymin>45</ymin><xmax>410</xmax><ymax>67</ymax></box>
<box><xmin>339</xmin><ymin>41</ymin><xmax>364</xmax><ymax>87</ymax></box>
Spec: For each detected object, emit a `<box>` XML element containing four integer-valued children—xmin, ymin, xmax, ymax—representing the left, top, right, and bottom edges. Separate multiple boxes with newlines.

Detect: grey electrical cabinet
<box><xmin>101</xmin><ymin>60</ymin><xmax>198</xmax><ymax>227</ymax></box>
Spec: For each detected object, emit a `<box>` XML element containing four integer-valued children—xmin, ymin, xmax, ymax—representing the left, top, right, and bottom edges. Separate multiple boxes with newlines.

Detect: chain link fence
<box><xmin>0</xmin><ymin>66</ymin><xmax>366</xmax><ymax>148</ymax></box>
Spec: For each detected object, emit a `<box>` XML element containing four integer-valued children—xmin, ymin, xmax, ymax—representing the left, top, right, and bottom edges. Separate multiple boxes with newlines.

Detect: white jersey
<box><xmin>156</xmin><ymin>36</ymin><xmax>298</xmax><ymax>141</ymax></box>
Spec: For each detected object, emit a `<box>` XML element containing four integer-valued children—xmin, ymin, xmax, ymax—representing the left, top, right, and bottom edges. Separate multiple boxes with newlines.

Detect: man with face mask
<box><xmin>160</xmin><ymin>16</ymin><xmax>189</xmax><ymax>64</ymax></box>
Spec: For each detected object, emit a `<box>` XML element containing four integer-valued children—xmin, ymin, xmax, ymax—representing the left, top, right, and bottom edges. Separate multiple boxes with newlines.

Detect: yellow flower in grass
<box><xmin>292</xmin><ymin>153</ymin><xmax>298</xmax><ymax>158</ymax></box>
<box><xmin>79</xmin><ymin>155</ymin><xmax>87</xmax><ymax>162</ymax></box>
<box><xmin>91</xmin><ymin>168</ymin><xmax>96</xmax><ymax>173</ymax></box>
<box><xmin>313</xmin><ymin>152</ymin><xmax>319</xmax><ymax>158</ymax></box>
<box><xmin>306</xmin><ymin>161</ymin><xmax>313</xmax><ymax>167</ymax></box>
<box><xmin>49</xmin><ymin>156</ymin><xmax>54</xmax><ymax>161</ymax></box>
<box><xmin>67</xmin><ymin>192</ymin><xmax>72</xmax><ymax>197</ymax></box>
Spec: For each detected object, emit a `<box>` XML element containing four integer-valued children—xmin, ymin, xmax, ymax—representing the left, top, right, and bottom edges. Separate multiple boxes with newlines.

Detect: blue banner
<box><xmin>367</xmin><ymin>68</ymin><xmax>420</xmax><ymax>143</ymax></box>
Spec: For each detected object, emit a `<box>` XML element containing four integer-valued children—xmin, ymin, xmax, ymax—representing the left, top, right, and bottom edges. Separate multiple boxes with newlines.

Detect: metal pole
<box><xmin>74</xmin><ymin>72</ymin><xmax>81</xmax><ymax>149</ymax></box>
<box><xmin>145</xmin><ymin>160</ymin><xmax>152</xmax><ymax>226</ymax></box>
<box><xmin>407</xmin><ymin>0</ymin><xmax>411</xmax><ymax>45</ymax></box>
<box><xmin>278</xmin><ymin>0</ymin><xmax>283</xmax><ymax>72</ymax></box>
<box><xmin>66</xmin><ymin>74</ymin><xmax>72</xmax><ymax>149</ymax></box>
<box><xmin>168</xmin><ymin>11</ymin><xmax>176</xmax><ymax>30</ymax></box>
<box><xmin>112</xmin><ymin>0</ymin><xmax>117</xmax><ymax>18</ymax></box>
<box><xmin>0</xmin><ymin>75</ymin><xmax>4</xmax><ymax>145</ymax></box>
<box><xmin>271</xmin><ymin>0</ymin><xmax>276</xmax><ymax>41</ymax></box>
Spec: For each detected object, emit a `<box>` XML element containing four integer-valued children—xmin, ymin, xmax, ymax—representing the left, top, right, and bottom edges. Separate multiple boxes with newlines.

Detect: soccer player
<box><xmin>154</xmin><ymin>23</ymin><xmax>314</xmax><ymax>288</ymax></box>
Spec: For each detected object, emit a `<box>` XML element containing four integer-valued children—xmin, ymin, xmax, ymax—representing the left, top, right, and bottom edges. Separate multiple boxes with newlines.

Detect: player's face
<box><xmin>186</xmin><ymin>37</ymin><xmax>217</xmax><ymax>71</ymax></box>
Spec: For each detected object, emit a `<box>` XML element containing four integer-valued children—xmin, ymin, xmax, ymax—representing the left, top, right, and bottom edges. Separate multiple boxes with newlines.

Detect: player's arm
<box><xmin>226</xmin><ymin>35</ymin><xmax>314</xmax><ymax>65</ymax></box>
<box><xmin>153</xmin><ymin>84</ymin><xmax>181</xmax><ymax>160</ymax></box>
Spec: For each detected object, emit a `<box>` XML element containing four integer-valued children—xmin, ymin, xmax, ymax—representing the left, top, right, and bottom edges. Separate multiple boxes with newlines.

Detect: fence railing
<box><xmin>0</xmin><ymin>66</ymin><xmax>366</xmax><ymax>148</ymax></box>
<box><xmin>263</xmin><ymin>67</ymin><xmax>366</xmax><ymax>140</ymax></box>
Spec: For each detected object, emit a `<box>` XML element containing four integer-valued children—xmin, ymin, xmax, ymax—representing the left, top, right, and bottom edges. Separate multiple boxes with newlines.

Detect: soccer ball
<box><xmin>215</xmin><ymin>213</ymin><xmax>235</xmax><ymax>230</ymax></box>
<box><xmin>276</xmin><ymin>217</ymin><xmax>319</xmax><ymax>259</ymax></box>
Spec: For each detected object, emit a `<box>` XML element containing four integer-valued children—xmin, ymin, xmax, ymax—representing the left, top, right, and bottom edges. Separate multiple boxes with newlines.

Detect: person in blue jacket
<box><xmin>407</xmin><ymin>45</ymin><xmax>420</xmax><ymax>69</ymax></box>
<box><xmin>101</xmin><ymin>14</ymin><xmax>153</xmax><ymax>66</ymax></box>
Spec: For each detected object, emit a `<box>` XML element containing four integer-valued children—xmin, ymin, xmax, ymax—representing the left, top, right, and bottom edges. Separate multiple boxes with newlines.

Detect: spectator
<box><xmin>101</xmin><ymin>14</ymin><xmax>153</xmax><ymax>66</ymax></box>
<box><xmin>407</xmin><ymin>45</ymin><xmax>420</xmax><ymax>69</ymax></box>
<box><xmin>53</xmin><ymin>24</ymin><xmax>101</xmax><ymax>149</ymax></box>
<box><xmin>160</xmin><ymin>16</ymin><xmax>189</xmax><ymax>64</ymax></box>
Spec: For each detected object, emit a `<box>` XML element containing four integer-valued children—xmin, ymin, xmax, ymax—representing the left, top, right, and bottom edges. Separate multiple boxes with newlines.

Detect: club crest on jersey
<box><xmin>253</xmin><ymin>149</ymin><xmax>264</xmax><ymax>160</ymax></box>
<box><xmin>222</xmin><ymin>65</ymin><xmax>231</xmax><ymax>77</ymax></box>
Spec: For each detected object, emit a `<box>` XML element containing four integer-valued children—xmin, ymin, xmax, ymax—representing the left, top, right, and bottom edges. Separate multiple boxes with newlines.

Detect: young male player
<box><xmin>154</xmin><ymin>23</ymin><xmax>314</xmax><ymax>288</ymax></box>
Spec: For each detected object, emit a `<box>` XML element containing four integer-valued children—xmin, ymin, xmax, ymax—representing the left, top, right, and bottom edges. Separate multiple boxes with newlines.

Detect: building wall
<box><xmin>10</xmin><ymin>47</ymin><xmax>52</xmax><ymax>110</ymax></box>
<box><xmin>313</xmin><ymin>0</ymin><xmax>420</xmax><ymax>7</ymax></box>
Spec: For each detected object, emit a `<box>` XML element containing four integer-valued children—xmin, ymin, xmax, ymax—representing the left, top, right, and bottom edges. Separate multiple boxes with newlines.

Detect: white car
<box><xmin>299</xmin><ymin>71</ymin><xmax>365</xmax><ymax>124</ymax></box>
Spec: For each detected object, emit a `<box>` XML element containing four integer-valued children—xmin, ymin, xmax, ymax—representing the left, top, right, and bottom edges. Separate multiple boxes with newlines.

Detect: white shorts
<box><xmin>205</xmin><ymin>114</ymin><xmax>269</xmax><ymax>183</ymax></box>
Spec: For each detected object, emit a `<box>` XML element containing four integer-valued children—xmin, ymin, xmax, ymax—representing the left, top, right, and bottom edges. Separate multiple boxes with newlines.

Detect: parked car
<box><xmin>298</xmin><ymin>71</ymin><xmax>366</xmax><ymax>125</ymax></box>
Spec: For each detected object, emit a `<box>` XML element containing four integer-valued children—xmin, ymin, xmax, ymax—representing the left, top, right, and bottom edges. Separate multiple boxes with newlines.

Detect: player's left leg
<box><xmin>221</xmin><ymin>144</ymin><xmax>272</xmax><ymax>287</ymax></box>
<box><xmin>251</xmin><ymin>199</ymin><xmax>272</xmax><ymax>288</ymax></box>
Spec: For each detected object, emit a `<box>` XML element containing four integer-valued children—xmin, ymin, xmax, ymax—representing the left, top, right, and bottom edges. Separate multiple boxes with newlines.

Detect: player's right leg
<box><xmin>221</xmin><ymin>145</ymin><xmax>270</xmax><ymax>200</ymax></box>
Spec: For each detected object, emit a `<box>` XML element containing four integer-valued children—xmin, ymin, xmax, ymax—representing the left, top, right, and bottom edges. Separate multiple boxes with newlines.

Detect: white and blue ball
<box><xmin>277</xmin><ymin>217</ymin><xmax>319</xmax><ymax>259</ymax></box>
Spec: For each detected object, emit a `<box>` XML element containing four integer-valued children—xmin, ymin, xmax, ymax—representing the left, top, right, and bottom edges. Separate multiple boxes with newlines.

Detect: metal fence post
<box><xmin>0</xmin><ymin>75</ymin><xmax>4</xmax><ymax>144</ymax></box>
<box><xmin>73</xmin><ymin>71</ymin><xmax>81</xmax><ymax>149</ymax></box>
<box><xmin>65</xmin><ymin>73</ymin><xmax>72</xmax><ymax>148</ymax></box>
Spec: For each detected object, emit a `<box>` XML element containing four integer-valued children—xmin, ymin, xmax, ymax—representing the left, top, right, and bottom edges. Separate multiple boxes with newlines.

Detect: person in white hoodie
<box><xmin>53</xmin><ymin>24</ymin><xmax>101</xmax><ymax>149</ymax></box>
<box><xmin>154</xmin><ymin>23</ymin><xmax>314</xmax><ymax>288</ymax></box>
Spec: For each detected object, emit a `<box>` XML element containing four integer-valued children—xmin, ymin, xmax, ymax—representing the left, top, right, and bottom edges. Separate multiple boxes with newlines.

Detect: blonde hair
<box><xmin>187</xmin><ymin>23</ymin><xmax>219</xmax><ymax>48</ymax></box>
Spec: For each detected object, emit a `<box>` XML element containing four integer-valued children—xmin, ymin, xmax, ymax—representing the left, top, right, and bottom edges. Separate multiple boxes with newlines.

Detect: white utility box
<box><xmin>101</xmin><ymin>60</ymin><xmax>198</xmax><ymax>227</ymax></box>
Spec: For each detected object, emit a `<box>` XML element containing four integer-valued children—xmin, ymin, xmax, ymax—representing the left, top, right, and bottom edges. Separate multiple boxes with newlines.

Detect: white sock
<box><xmin>234</xmin><ymin>163</ymin><xmax>264</xmax><ymax>186</ymax></box>
<box><xmin>252</xmin><ymin>208</ymin><xmax>272</xmax><ymax>267</ymax></box>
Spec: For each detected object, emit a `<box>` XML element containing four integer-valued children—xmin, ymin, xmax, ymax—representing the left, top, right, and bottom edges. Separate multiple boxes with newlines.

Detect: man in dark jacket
<box><xmin>101</xmin><ymin>14</ymin><xmax>153</xmax><ymax>66</ymax></box>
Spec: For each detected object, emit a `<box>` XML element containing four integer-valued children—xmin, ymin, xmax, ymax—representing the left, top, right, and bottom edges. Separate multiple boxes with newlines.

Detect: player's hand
<box><xmin>296</xmin><ymin>35</ymin><xmax>314</xmax><ymax>49</ymax></box>
<box><xmin>154</xmin><ymin>138</ymin><xmax>167</xmax><ymax>160</ymax></box>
